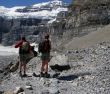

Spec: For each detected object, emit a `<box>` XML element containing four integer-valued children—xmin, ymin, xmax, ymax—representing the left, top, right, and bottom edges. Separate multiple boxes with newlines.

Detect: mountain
<box><xmin>0</xmin><ymin>0</ymin><xmax>68</xmax><ymax>46</ymax></box>
<box><xmin>0</xmin><ymin>0</ymin><xmax>67</xmax><ymax>20</ymax></box>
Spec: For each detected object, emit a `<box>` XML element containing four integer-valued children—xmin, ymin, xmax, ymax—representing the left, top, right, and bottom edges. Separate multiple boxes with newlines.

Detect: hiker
<box><xmin>15</xmin><ymin>37</ymin><xmax>31</xmax><ymax>77</ymax></box>
<box><xmin>38</xmin><ymin>34</ymin><xmax>51</xmax><ymax>77</ymax></box>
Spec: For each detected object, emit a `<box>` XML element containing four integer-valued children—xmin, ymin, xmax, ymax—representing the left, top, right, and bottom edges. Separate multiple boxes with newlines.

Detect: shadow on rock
<box><xmin>50</xmin><ymin>64</ymin><xmax>71</xmax><ymax>72</ymax></box>
<box><xmin>57</xmin><ymin>75</ymin><xmax>78</xmax><ymax>81</ymax></box>
<box><xmin>57</xmin><ymin>72</ymin><xmax>92</xmax><ymax>81</ymax></box>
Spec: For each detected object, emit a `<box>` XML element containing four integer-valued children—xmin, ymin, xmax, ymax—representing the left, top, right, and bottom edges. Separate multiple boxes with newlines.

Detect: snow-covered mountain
<box><xmin>0</xmin><ymin>0</ymin><xmax>68</xmax><ymax>20</ymax></box>
<box><xmin>0</xmin><ymin>0</ymin><xmax>68</xmax><ymax>46</ymax></box>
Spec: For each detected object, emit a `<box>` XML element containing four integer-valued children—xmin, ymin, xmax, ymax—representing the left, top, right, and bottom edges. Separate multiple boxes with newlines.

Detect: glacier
<box><xmin>0</xmin><ymin>0</ymin><xmax>68</xmax><ymax>21</ymax></box>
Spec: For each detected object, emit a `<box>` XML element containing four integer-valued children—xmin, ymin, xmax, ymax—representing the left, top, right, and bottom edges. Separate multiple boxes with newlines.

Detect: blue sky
<box><xmin>0</xmin><ymin>0</ymin><xmax>72</xmax><ymax>8</ymax></box>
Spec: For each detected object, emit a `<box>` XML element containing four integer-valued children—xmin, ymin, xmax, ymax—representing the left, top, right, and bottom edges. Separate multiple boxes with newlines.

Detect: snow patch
<box><xmin>0</xmin><ymin>0</ymin><xmax>68</xmax><ymax>22</ymax></box>
<box><xmin>0</xmin><ymin>43</ymin><xmax>38</xmax><ymax>56</ymax></box>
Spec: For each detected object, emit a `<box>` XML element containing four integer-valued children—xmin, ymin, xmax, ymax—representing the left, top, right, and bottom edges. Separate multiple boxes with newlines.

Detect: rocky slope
<box><xmin>0</xmin><ymin>41</ymin><xmax>110</xmax><ymax>94</ymax></box>
<box><xmin>48</xmin><ymin>0</ymin><xmax>110</xmax><ymax>50</ymax></box>
<box><xmin>0</xmin><ymin>0</ymin><xmax>110</xmax><ymax>94</ymax></box>
<box><xmin>64</xmin><ymin>24</ymin><xmax>110</xmax><ymax>50</ymax></box>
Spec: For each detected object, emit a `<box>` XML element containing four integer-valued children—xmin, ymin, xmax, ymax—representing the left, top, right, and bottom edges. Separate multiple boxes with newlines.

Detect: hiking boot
<box><xmin>33</xmin><ymin>72</ymin><xmax>37</xmax><ymax>77</ymax></box>
<box><xmin>44</xmin><ymin>72</ymin><xmax>50</xmax><ymax>78</ymax></box>
<box><xmin>40</xmin><ymin>72</ymin><xmax>45</xmax><ymax>77</ymax></box>
<box><xmin>22</xmin><ymin>74</ymin><xmax>28</xmax><ymax>77</ymax></box>
<box><xmin>19</xmin><ymin>71</ymin><xmax>22</xmax><ymax>77</ymax></box>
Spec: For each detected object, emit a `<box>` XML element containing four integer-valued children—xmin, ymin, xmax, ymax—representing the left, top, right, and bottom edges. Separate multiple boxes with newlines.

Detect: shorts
<box><xmin>19</xmin><ymin>54</ymin><xmax>29</xmax><ymax>64</ymax></box>
<box><xmin>41</xmin><ymin>53</ymin><xmax>50</xmax><ymax>61</ymax></box>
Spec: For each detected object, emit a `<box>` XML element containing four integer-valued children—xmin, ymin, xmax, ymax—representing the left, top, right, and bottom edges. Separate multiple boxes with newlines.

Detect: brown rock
<box><xmin>10</xmin><ymin>61</ymin><xmax>19</xmax><ymax>72</ymax></box>
<box><xmin>3</xmin><ymin>90</ymin><xmax>14</xmax><ymax>94</ymax></box>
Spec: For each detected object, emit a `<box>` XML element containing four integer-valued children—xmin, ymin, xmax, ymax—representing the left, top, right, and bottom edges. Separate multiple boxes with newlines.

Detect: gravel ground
<box><xmin>0</xmin><ymin>42</ymin><xmax>110</xmax><ymax>94</ymax></box>
<box><xmin>0</xmin><ymin>55</ymin><xmax>18</xmax><ymax>83</ymax></box>
<box><xmin>0</xmin><ymin>55</ymin><xmax>18</xmax><ymax>70</ymax></box>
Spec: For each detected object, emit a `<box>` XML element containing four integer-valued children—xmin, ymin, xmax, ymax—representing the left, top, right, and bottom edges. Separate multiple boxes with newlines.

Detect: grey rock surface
<box><xmin>0</xmin><ymin>42</ymin><xmax>110</xmax><ymax>94</ymax></box>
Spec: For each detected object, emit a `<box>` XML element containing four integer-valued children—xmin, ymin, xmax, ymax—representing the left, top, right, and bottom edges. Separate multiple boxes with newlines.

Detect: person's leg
<box><xmin>19</xmin><ymin>55</ymin><xmax>23</xmax><ymax>74</ymax></box>
<box><xmin>43</xmin><ymin>60</ymin><xmax>49</xmax><ymax>77</ymax></box>
<box><xmin>19</xmin><ymin>61</ymin><xmax>23</xmax><ymax>76</ymax></box>
<box><xmin>19</xmin><ymin>62</ymin><xmax>22</xmax><ymax>72</ymax></box>
<box><xmin>22</xmin><ymin>62</ymin><xmax>28</xmax><ymax>77</ymax></box>
<box><xmin>22</xmin><ymin>54</ymin><xmax>28</xmax><ymax>77</ymax></box>
<box><xmin>40</xmin><ymin>60</ymin><xmax>45</xmax><ymax>77</ymax></box>
<box><xmin>41</xmin><ymin>60</ymin><xmax>45</xmax><ymax>73</ymax></box>
<box><xmin>23</xmin><ymin>62</ymin><xmax>27</xmax><ymax>75</ymax></box>
<box><xmin>44</xmin><ymin>60</ymin><xmax>48</xmax><ymax>73</ymax></box>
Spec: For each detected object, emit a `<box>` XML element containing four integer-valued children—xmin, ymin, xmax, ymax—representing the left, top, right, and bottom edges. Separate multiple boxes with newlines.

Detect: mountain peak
<box><xmin>0</xmin><ymin>0</ymin><xmax>68</xmax><ymax>20</ymax></box>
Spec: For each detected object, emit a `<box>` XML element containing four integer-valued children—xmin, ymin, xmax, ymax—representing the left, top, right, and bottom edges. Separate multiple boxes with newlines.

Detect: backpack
<box><xmin>38</xmin><ymin>40</ymin><xmax>51</xmax><ymax>53</ymax></box>
<box><xmin>21</xmin><ymin>41</ymin><xmax>30</xmax><ymax>53</ymax></box>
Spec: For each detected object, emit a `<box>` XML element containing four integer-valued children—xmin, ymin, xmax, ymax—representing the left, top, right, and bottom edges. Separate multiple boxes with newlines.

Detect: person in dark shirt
<box><xmin>15</xmin><ymin>37</ymin><xmax>31</xmax><ymax>77</ymax></box>
<box><xmin>38</xmin><ymin>34</ymin><xmax>51</xmax><ymax>77</ymax></box>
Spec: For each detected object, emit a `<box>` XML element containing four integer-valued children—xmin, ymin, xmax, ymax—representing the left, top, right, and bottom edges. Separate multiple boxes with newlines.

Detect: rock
<box><xmin>18</xmin><ymin>92</ymin><xmax>25</xmax><ymax>94</ymax></box>
<box><xmin>25</xmin><ymin>85</ymin><xmax>33</xmax><ymax>90</ymax></box>
<box><xmin>41</xmin><ymin>90</ymin><xmax>49</xmax><ymax>94</ymax></box>
<box><xmin>0</xmin><ymin>91</ymin><xmax>4</xmax><ymax>94</ymax></box>
<box><xmin>5</xmin><ymin>62</ymin><xmax>13</xmax><ymax>70</ymax></box>
<box><xmin>72</xmin><ymin>82</ymin><xmax>78</xmax><ymax>87</ymax></box>
<box><xmin>43</xmin><ymin>81</ymin><xmax>51</xmax><ymax>87</ymax></box>
<box><xmin>3</xmin><ymin>72</ymin><xmax>8</xmax><ymax>76</ymax></box>
<box><xmin>85</xmin><ymin>75</ymin><xmax>95</xmax><ymax>80</ymax></box>
<box><xmin>0</xmin><ymin>69</ymin><xmax>4</xmax><ymax>73</ymax></box>
<box><xmin>10</xmin><ymin>61</ymin><xmax>19</xmax><ymax>72</ymax></box>
<box><xmin>50</xmin><ymin>54</ymin><xmax>68</xmax><ymax>66</ymax></box>
<box><xmin>14</xmin><ymin>87</ymin><xmax>24</xmax><ymax>94</ymax></box>
<box><xmin>3</xmin><ymin>90</ymin><xmax>14</xmax><ymax>94</ymax></box>
<box><xmin>49</xmin><ymin>87</ymin><xmax>59</xmax><ymax>94</ymax></box>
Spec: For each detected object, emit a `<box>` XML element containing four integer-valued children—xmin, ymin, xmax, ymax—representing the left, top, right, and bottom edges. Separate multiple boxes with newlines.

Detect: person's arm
<box><xmin>15</xmin><ymin>41</ymin><xmax>22</xmax><ymax>48</ymax></box>
<box><xmin>28</xmin><ymin>42</ymin><xmax>32</xmax><ymax>52</ymax></box>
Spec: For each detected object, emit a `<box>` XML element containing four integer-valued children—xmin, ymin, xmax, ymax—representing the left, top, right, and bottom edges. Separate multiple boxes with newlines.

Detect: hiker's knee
<box><xmin>42</xmin><ymin>62</ymin><xmax>45</xmax><ymax>66</ymax></box>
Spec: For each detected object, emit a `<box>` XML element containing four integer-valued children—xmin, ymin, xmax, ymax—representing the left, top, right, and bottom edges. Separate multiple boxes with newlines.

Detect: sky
<box><xmin>0</xmin><ymin>0</ymin><xmax>72</xmax><ymax>8</ymax></box>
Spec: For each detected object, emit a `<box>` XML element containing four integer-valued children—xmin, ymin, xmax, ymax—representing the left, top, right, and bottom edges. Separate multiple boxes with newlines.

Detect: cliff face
<box><xmin>50</xmin><ymin>0</ymin><xmax>110</xmax><ymax>50</ymax></box>
<box><xmin>0</xmin><ymin>13</ymin><xmax>68</xmax><ymax>46</ymax></box>
<box><xmin>55</xmin><ymin>0</ymin><xmax>110</xmax><ymax>28</ymax></box>
<box><xmin>71</xmin><ymin>1</ymin><xmax>110</xmax><ymax>34</ymax></box>
<box><xmin>0</xmin><ymin>17</ymin><xmax>47</xmax><ymax>45</ymax></box>
<box><xmin>66</xmin><ymin>0</ymin><xmax>110</xmax><ymax>29</ymax></box>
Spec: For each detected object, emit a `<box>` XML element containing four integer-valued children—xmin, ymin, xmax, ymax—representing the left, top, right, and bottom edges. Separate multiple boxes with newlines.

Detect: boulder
<box><xmin>3</xmin><ymin>90</ymin><xmax>14</xmax><ymax>94</ymax></box>
<box><xmin>10</xmin><ymin>61</ymin><xmax>19</xmax><ymax>72</ymax></box>
<box><xmin>14</xmin><ymin>87</ymin><xmax>24</xmax><ymax>94</ymax></box>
